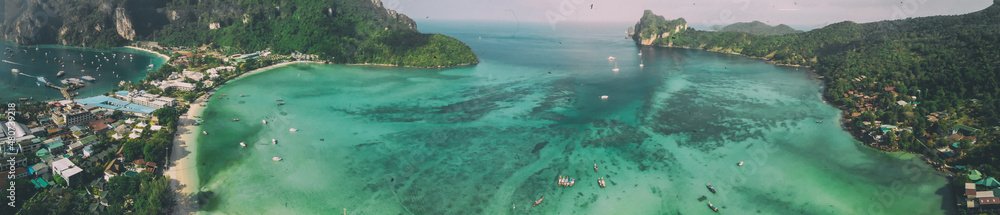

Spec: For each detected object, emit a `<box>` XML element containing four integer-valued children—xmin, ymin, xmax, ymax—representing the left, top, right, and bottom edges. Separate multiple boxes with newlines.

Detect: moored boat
<box><xmin>533</xmin><ymin>196</ymin><xmax>544</xmax><ymax>206</ymax></box>
<box><xmin>81</xmin><ymin>75</ymin><xmax>96</xmax><ymax>82</ymax></box>
<box><xmin>598</xmin><ymin>177</ymin><xmax>605</xmax><ymax>188</ymax></box>
<box><xmin>289</xmin><ymin>128</ymin><xmax>298</xmax><ymax>132</ymax></box>
<box><xmin>263</xmin><ymin>120</ymin><xmax>267</xmax><ymax>124</ymax></box>
<box><xmin>708</xmin><ymin>201</ymin><xmax>719</xmax><ymax>212</ymax></box>
<box><xmin>738</xmin><ymin>161</ymin><xmax>744</xmax><ymax>166</ymax></box>
<box><xmin>203</xmin><ymin>131</ymin><xmax>208</xmax><ymax>135</ymax></box>
<box><xmin>277</xmin><ymin>102</ymin><xmax>285</xmax><ymax>106</ymax></box>
<box><xmin>594</xmin><ymin>164</ymin><xmax>598</xmax><ymax>172</ymax></box>
<box><xmin>232</xmin><ymin>118</ymin><xmax>240</xmax><ymax>122</ymax></box>
<box><xmin>240</xmin><ymin>142</ymin><xmax>246</xmax><ymax>147</ymax></box>
<box><xmin>272</xmin><ymin>139</ymin><xmax>277</xmax><ymax>144</ymax></box>
<box><xmin>57</xmin><ymin>71</ymin><xmax>65</xmax><ymax>77</ymax></box>
<box><xmin>707</xmin><ymin>183</ymin><xmax>717</xmax><ymax>193</ymax></box>
<box><xmin>272</xmin><ymin>157</ymin><xmax>282</xmax><ymax>161</ymax></box>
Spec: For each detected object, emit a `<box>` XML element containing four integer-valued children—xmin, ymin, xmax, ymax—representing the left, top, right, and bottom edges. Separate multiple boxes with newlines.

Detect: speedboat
<box><xmin>738</xmin><ymin>161</ymin><xmax>744</xmax><ymax>166</ymax></box>
<box><xmin>600</xmin><ymin>95</ymin><xmax>609</xmax><ymax>100</ymax></box>
<box><xmin>240</xmin><ymin>142</ymin><xmax>246</xmax><ymax>147</ymax></box>
<box><xmin>707</xmin><ymin>184</ymin><xmax>717</xmax><ymax>193</ymax></box>
<box><xmin>56</xmin><ymin>71</ymin><xmax>64</xmax><ymax>77</ymax></box>
<box><xmin>262</xmin><ymin>120</ymin><xmax>267</xmax><ymax>124</ymax></box>
<box><xmin>203</xmin><ymin>131</ymin><xmax>208</xmax><ymax>135</ymax></box>
<box><xmin>11</xmin><ymin>68</ymin><xmax>18</xmax><ymax>73</ymax></box>
<box><xmin>289</xmin><ymin>128</ymin><xmax>298</xmax><ymax>132</ymax></box>
<box><xmin>608</xmin><ymin>56</ymin><xmax>615</xmax><ymax>61</ymax></box>
<box><xmin>272</xmin><ymin>157</ymin><xmax>282</xmax><ymax>161</ymax></box>
<box><xmin>272</xmin><ymin>139</ymin><xmax>277</xmax><ymax>144</ymax></box>
<box><xmin>612</xmin><ymin>62</ymin><xmax>619</xmax><ymax>72</ymax></box>
<box><xmin>816</xmin><ymin>120</ymin><xmax>823</xmax><ymax>123</ymax></box>
<box><xmin>708</xmin><ymin>201</ymin><xmax>719</xmax><ymax>212</ymax></box>
<box><xmin>232</xmin><ymin>119</ymin><xmax>240</xmax><ymax>122</ymax></box>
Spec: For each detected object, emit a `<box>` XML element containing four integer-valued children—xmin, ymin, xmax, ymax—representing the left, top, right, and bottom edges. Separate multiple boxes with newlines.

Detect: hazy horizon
<box><xmin>383</xmin><ymin>0</ymin><xmax>993</xmax><ymax>30</ymax></box>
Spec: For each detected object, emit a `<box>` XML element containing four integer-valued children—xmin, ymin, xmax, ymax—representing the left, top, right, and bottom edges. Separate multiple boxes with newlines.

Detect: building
<box><xmin>75</xmin><ymin>95</ymin><xmax>158</xmax><ymax>117</ymax></box>
<box><xmin>30</xmin><ymin>163</ymin><xmax>50</xmax><ymax>176</ymax></box>
<box><xmin>88</xmin><ymin>118</ymin><xmax>114</xmax><ymax>134</ymax></box>
<box><xmin>104</xmin><ymin>159</ymin><xmax>126</xmax><ymax>181</ymax></box>
<box><xmin>0</xmin><ymin>154</ymin><xmax>27</xmax><ymax>170</ymax></box>
<box><xmin>182</xmin><ymin>69</ymin><xmax>205</xmax><ymax>81</ymax></box>
<box><xmin>51</xmin><ymin>158</ymin><xmax>84</xmax><ymax>186</ymax></box>
<box><xmin>11</xmin><ymin>167</ymin><xmax>29</xmax><ymax>179</ymax></box>
<box><xmin>58</xmin><ymin>109</ymin><xmax>99</xmax><ymax>126</ymax></box>
<box><xmin>152</xmin><ymin>79</ymin><xmax>196</xmax><ymax>91</ymax></box>
<box><xmin>114</xmin><ymin>91</ymin><xmax>176</xmax><ymax>108</ymax></box>
<box><xmin>45</xmin><ymin>139</ymin><xmax>67</xmax><ymax>155</ymax></box>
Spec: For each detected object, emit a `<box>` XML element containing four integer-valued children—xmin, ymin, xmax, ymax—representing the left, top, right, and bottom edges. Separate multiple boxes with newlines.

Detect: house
<box><xmin>35</xmin><ymin>149</ymin><xmax>51</xmax><ymax>161</ymax></box>
<box><xmin>30</xmin><ymin>163</ymin><xmax>49</xmax><ymax>176</ymax></box>
<box><xmin>131</xmin><ymin>159</ymin><xmax>146</xmax><ymax>171</ymax></box>
<box><xmin>967</xmin><ymin>183</ymin><xmax>978</xmax><ymax>198</ymax></box>
<box><xmin>1</xmin><ymin>154</ymin><xmax>27</xmax><ymax>170</ymax></box>
<box><xmin>937</xmin><ymin>146</ymin><xmax>955</xmax><ymax>157</ymax></box>
<box><xmin>67</xmin><ymin>141</ymin><xmax>85</xmax><ymax>155</ymax></box>
<box><xmin>88</xmin><ymin>118</ymin><xmax>113</xmax><ymax>134</ymax></box>
<box><xmin>953</xmin><ymin>125</ymin><xmax>980</xmax><ymax>135</ymax></box>
<box><xmin>970</xmin><ymin>170</ymin><xmax>985</xmax><ymax>181</ymax></box>
<box><xmin>51</xmin><ymin>158</ymin><xmax>84</xmax><ymax>186</ymax></box>
<box><xmin>896</xmin><ymin>100</ymin><xmax>907</xmax><ymax>106</ymax></box>
<box><xmin>82</xmin><ymin>145</ymin><xmax>95</xmax><ymax>158</ymax></box>
<box><xmin>45</xmin><ymin>139</ymin><xmax>67</xmax><ymax>155</ymax></box>
<box><xmin>103</xmin><ymin>159</ymin><xmax>126</xmax><ymax>181</ymax></box>
<box><xmin>947</xmin><ymin>133</ymin><xmax>965</xmax><ymax>144</ymax></box>
<box><xmin>979</xmin><ymin>197</ymin><xmax>1000</xmax><ymax>207</ymax></box>
<box><xmin>977</xmin><ymin>177</ymin><xmax>1000</xmax><ymax>188</ymax></box>
<box><xmin>12</xmin><ymin>167</ymin><xmax>29</xmax><ymax>179</ymax></box>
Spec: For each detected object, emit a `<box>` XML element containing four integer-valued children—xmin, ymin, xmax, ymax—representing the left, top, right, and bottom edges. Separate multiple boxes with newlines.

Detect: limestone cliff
<box><xmin>630</xmin><ymin>10</ymin><xmax>687</xmax><ymax>46</ymax></box>
<box><xmin>114</xmin><ymin>7</ymin><xmax>135</xmax><ymax>41</ymax></box>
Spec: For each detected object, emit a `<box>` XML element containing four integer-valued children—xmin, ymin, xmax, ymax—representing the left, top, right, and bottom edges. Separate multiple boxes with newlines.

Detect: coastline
<box><xmin>122</xmin><ymin>46</ymin><xmax>171</xmax><ymax>62</ymax></box>
<box><xmin>164</xmin><ymin>60</ymin><xmax>320</xmax><ymax>215</ymax></box>
<box><xmin>346</xmin><ymin>62</ymin><xmax>478</xmax><ymax>68</ymax></box>
<box><xmin>166</xmin><ymin>101</ymin><xmax>207</xmax><ymax>215</ymax></box>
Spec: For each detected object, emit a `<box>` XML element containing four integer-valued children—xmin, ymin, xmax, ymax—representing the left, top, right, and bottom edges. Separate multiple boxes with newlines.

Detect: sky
<box><xmin>380</xmin><ymin>0</ymin><xmax>994</xmax><ymax>30</ymax></box>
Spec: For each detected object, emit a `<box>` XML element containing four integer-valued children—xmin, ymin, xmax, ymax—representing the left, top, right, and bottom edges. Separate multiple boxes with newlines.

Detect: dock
<box><xmin>45</xmin><ymin>82</ymin><xmax>83</xmax><ymax>100</ymax></box>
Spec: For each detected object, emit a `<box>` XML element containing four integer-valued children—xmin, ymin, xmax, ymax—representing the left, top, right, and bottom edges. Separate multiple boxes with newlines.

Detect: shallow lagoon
<box><xmin>193</xmin><ymin>22</ymin><xmax>951</xmax><ymax>214</ymax></box>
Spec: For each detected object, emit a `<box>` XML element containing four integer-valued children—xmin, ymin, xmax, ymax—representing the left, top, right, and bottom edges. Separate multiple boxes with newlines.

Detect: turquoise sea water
<box><xmin>193</xmin><ymin>22</ymin><xmax>952</xmax><ymax>214</ymax></box>
<box><xmin>0</xmin><ymin>42</ymin><xmax>165</xmax><ymax>103</ymax></box>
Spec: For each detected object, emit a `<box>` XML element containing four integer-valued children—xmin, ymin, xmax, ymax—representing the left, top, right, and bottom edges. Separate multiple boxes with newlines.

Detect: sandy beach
<box><xmin>165</xmin><ymin>98</ymin><xmax>207</xmax><ymax>215</ymax></box>
<box><xmin>123</xmin><ymin>46</ymin><xmax>171</xmax><ymax>62</ymax></box>
<box><xmin>163</xmin><ymin>60</ymin><xmax>320</xmax><ymax>214</ymax></box>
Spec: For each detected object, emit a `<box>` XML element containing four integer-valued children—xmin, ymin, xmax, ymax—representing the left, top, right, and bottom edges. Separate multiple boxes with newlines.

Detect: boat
<box><xmin>262</xmin><ymin>120</ymin><xmax>267</xmax><ymax>124</ymax></box>
<box><xmin>738</xmin><ymin>161</ymin><xmax>744</xmax><ymax>166</ymax></box>
<box><xmin>707</xmin><ymin>184</ymin><xmax>717</xmax><ymax>193</ymax></box>
<box><xmin>232</xmin><ymin>119</ymin><xmax>240</xmax><ymax>122</ymax></box>
<box><xmin>638</xmin><ymin>52</ymin><xmax>642</xmax><ymax>56</ymax></box>
<box><xmin>289</xmin><ymin>128</ymin><xmax>298</xmax><ymax>132</ymax></box>
<box><xmin>56</xmin><ymin>71</ymin><xmax>65</xmax><ymax>77</ymax></box>
<box><xmin>608</xmin><ymin>56</ymin><xmax>615</xmax><ymax>61</ymax></box>
<box><xmin>240</xmin><ymin>142</ymin><xmax>246</xmax><ymax>147</ymax></box>
<box><xmin>639</xmin><ymin>60</ymin><xmax>644</xmax><ymax>68</ymax></box>
<box><xmin>600</xmin><ymin>95</ymin><xmax>609</xmax><ymax>100</ymax></box>
<box><xmin>272</xmin><ymin>157</ymin><xmax>282</xmax><ymax>161</ymax></box>
<box><xmin>708</xmin><ymin>201</ymin><xmax>719</xmax><ymax>212</ymax></box>
<box><xmin>239</xmin><ymin>95</ymin><xmax>245</xmax><ymax>97</ymax></box>
<box><xmin>203</xmin><ymin>131</ymin><xmax>208</xmax><ymax>135</ymax></box>
<box><xmin>612</xmin><ymin>62</ymin><xmax>619</xmax><ymax>72</ymax></box>
<box><xmin>10</xmin><ymin>69</ymin><xmax>18</xmax><ymax>73</ymax></box>
<box><xmin>815</xmin><ymin>120</ymin><xmax>823</xmax><ymax>123</ymax></box>
<box><xmin>598</xmin><ymin>177</ymin><xmax>606</xmax><ymax>188</ymax></box>
<box><xmin>277</xmin><ymin>102</ymin><xmax>285</xmax><ymax>106</ymax></box>
<box><xmin>272</xmin><ymin>139</ymin><xmax>277</xmax><ymax>144</ymax></box>
<box><xmin>594</xmin><ymin>164</ymin><xmax>598</xmax><ymax>172</ymax></box>
<box><xmin>276</xmin><ymin>98</ymin><xmax>284</xmax><ymax>101</ymax></box>
<box><xmin>81</xmin><ymin>76</ymin><xmax>96</xmax><ymax>82</ymax></box>
<box><xmin>533</xmin><ymin>196</ymin><xmax>544</xmax><ymax>206</ymax></box>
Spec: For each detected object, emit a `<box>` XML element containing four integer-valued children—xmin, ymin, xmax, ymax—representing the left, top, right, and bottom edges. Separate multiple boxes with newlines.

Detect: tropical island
<box><xmin>0</xmin><ymin>0</ymin><xmax>478</xmax><ymax>68</ymax></box>
<box><xmin>632</xmin><ymin>1</ymin><xmax>1000</xmax><ymax>211</ymax></box>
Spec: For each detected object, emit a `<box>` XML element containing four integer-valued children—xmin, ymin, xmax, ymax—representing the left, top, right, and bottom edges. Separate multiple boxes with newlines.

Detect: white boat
<box><xmin>272</xmin><ymin>139</ymin><xmax>277</xmax><ymax>144</ymax></box>
<box><xmin>262</xmin><ymin>120</ymin><xmax>267</xmax><ymax>124</ymax></box>
<box><xmin>240</xmin><ymin>142</ymin><xmax>246</xmax><ymax>147</ymax></box>
<box><xmin>81</xmin><ymin>76</ymin><xmax>96</xmax><ymax>81</ymax></box>
<box><xmin>289</xmin><ymin>128</ymin><xmax>298</xmax><ymax>132</ymax></box>
<box><xmin>612</xmin><ymin>62</ymin><xmax>619</xmax><ymax>72</ymax></box>
<box><xmin>738</xmin><ymin>161</ymin><xmax>744</xmax><ymax>166</ymax></box>
<box><xmin>600</xmin><ymin>95</ymin><xmax>609</xmax><ymax>100</ymax></box>
<box><xmin>272</xmin><ymin>157</ymin><xmax>282</xmax><ymax>161</ymax></box>
<box><xmin>10</xmin><ymin>69</ymin><xmax>18</xmax><ymax>73</ymax></box>
<box><xmin>638</xmin><ymin>52</ymin><xmax>642</xmax><ymax>56</ymax></box>
<box><xmin>608</xmin><ymin>56</ymin><xmax>615</xmax><ymax>61</ymax></box>
<box><xmin>203</xmin><ymin>131</ymin><xmax>208</xmax><ymax>135</ymax></box>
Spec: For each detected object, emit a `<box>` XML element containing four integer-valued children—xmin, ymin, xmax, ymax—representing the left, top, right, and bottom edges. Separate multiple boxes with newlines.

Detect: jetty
<box><xmin>45</xmin><ymin>82</ymin><xmax>83</xmax><ymax>99</ymax></box>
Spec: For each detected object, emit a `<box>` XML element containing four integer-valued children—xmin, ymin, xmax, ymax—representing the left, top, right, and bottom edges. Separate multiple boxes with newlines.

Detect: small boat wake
<box><xmin>2</xmin><ymin>60</ymin><xmax>25</xmax><ymax>66</ymax></box>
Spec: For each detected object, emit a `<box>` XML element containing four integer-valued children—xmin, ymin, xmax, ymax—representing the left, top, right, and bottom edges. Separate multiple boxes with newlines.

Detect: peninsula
<box><xmin>632</xmin><ymin>1</ymin><xmax>1000</xmax><ymax>211</ymax></box>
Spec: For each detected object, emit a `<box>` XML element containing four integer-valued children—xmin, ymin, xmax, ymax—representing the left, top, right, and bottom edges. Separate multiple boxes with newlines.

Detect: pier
<box><xmin>45</xmin><ymin>82</ymin><xmax>83</xmax><ymax>100</ymax></box>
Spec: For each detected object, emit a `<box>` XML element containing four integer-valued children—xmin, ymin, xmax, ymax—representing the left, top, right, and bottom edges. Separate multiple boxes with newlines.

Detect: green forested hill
<box><xmin>0</xmin><ymin>0</ymin><xmax>478</xmax><ymax>67</ymax></box>
<box><xmin>634</xmin><ymin>2</ymin><xmax>1000</xmax><ymax>175</ymax></box>
<box><xmin>711</xmin><ymin>21</ymin><xmax>803</xmax><ymax>35</ymax></box>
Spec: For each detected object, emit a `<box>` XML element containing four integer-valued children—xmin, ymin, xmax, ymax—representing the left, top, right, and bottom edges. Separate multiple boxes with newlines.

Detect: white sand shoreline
<box><xmin>164</xmin><ymin>60</ymin><xmax>321</xmax><ymax>214</ymax></box>
<box><xmin>122</xmin><ymin>46</ymin><xmax>171</xmax><ymax>62</ymax></box>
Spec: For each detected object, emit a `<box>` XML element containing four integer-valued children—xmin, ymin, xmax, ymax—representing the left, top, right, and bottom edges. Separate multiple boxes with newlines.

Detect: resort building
<box><xmin>183</xmin><ymin>69</ymin><xmax>205</xmax><ymax>81</ymax></box>
<box><xmin>152</xmin><ymin>79</ymin><xmax>196</xmax><ymax>91</ymax></box>
<box><xmin>51</xmin><ymin>158</ymin><xmax>84</xmax><ymax>186</ymax></box>
<box><xmin>114</xmin><ymin>91</ymin><xmax>176</xmax><ymax>108</ymax></box>
<box><xmin>55</xmin><ymin>109</ymin><xmax>99</xmax><ymax>126</ymax></box>
<box><xmin>75</xmin><ymin>95</ymin><xmax>158</xmax><ymax>117</ymax></box>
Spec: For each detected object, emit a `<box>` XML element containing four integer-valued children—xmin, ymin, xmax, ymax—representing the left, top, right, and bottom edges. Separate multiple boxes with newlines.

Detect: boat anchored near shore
<box><xmin>272</xmin><ymin>157</ymin><xmax>282</xmax><ymax>161</ymax></box>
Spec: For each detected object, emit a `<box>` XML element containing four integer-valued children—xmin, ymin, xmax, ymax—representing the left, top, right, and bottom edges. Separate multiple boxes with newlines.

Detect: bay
<box><xmin>192</xmin><ymin>21</ymin><xmax>952</xmax><ymax>214</ymax></box>
<box><xmin>0</xmin><ymin>42</ymin><xmax>165</xmax><ymax>103</ymax></box>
